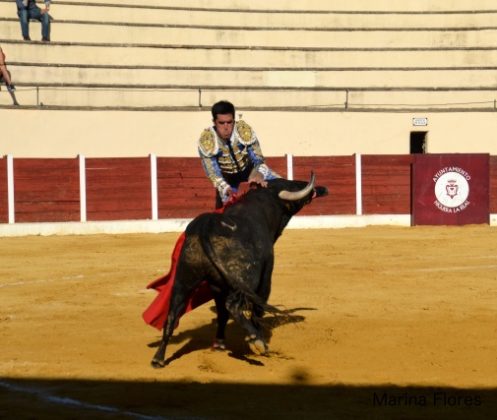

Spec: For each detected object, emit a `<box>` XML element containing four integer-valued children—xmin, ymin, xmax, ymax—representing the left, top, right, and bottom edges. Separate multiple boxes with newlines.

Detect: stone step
<box><xmin>38</xmin><ymin>0</ymin><xmax>497</xmax><ymax>12</ymax></box>
<box><xmin>2</xmin><ymin>19</ymin><xmax>497</xmax><ymax>48</ymax></box>
<box><xmin>3</xmin><ymin>40</ymin><xmax>497</xmax><ymax>69</ymax></box>
<box><xmin>2</xmin><ymin>2</ymin><xmax>497</xmax><ymax>29</ymax></box>
<box><xmin>9</xmin><ymin>63</ymin><xmax>497</xmax><ymax>89</ymax></box>
<box><xmin>0</xmin><ymin>88</ymin><xmax>342</xmax><ymax>108</ymax></box>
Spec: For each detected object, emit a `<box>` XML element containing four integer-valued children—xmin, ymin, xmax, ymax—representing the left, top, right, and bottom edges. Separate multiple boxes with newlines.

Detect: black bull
<box><xmin>151</xmin><ymin>173</ymin><xmax>328</xmax><ymax>368</ymax></box>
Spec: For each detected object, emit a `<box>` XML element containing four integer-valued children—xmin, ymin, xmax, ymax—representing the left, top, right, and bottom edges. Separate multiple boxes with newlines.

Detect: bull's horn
<box><xmin>278</xmin><ymin>172</ymin><xmax>316</xmax><ymax>201</ymax></box>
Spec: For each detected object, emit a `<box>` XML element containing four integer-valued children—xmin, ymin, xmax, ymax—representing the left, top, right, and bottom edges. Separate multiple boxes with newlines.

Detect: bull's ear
<box><xmin>314</xmin><ymin>186</ymin><xmax>328</xmax><ymax>197</ymax></box>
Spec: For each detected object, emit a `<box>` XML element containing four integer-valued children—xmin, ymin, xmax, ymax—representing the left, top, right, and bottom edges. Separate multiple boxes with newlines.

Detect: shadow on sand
<box><xmin>1</xmin><ymin>377</ymin><xmax>496</xmax><ymax>419</ymax></box>
<box><xmin>5</xmin><ymin>306</ymin><xmax>492</xmax><ymax>419</ymax></box>
<box><xmin>147</xmin><ymin>305</ymin><xmax>315</xmax><ymax>366</ymax></box>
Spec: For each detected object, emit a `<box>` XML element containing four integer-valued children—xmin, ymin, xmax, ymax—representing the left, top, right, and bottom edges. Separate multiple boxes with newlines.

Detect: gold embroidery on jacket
<box><xmin>235</xmin><ymin>120</ymin><xmax>255</xmax><ymax>144</ymax></box>
<box><xmin>198</xmin><ymin>129</ymin><xmax>217</xmax><ymax>156</ymax></box>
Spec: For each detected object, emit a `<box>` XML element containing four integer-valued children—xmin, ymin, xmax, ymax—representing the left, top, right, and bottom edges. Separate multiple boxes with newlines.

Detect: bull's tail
<box><xmin>226</xmin><ymin>286</ymin><xmax>283</xmax><ymax>323</ymax></box>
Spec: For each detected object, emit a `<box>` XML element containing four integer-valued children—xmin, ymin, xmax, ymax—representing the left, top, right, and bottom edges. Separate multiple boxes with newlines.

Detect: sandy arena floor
<box><xmin>1</xmin><ymin>226</ymin><xmax>497</xmax><ymax>419</ymax></box>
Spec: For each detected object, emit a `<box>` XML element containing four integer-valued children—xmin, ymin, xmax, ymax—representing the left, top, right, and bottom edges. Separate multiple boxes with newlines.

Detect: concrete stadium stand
<box><xmin>2</xmin><ymin>0</ymin><xmax>497</xmax><ymax>109</ymax></box>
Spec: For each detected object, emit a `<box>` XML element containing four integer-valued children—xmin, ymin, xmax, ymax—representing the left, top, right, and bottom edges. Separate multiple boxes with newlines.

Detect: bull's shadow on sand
<box><xmin>148</xmin><ymin>305</ymin><xmax>316</xmax><ymax>366</ymax></box>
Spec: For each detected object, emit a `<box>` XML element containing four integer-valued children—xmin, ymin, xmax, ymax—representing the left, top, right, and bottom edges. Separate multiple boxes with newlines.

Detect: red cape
<box><xmin>142</xmin><ymin>232</ymin><xmax>213</xmax><ymax>330</ymax></box>
<box><xmin>142</xmin><ymin>184</ymin><xmax>254</xmax><ymax>331</ymax></box>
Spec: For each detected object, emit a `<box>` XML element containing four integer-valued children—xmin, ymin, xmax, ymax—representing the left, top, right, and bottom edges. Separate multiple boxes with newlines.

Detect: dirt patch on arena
<box><xmin>1</xmin><ymin>226</ymin><xmax>497</xmax><ymax>418</ymax></box>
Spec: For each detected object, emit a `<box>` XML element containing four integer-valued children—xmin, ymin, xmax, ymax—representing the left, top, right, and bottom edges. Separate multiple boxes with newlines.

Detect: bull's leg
<box><xmin>212</xmin><ymin>293</ymin><xmax>229</xmax><ymax>350</ymax></box>
<box><xmin>151</xmin><ymin>294</ymin><xmax>187</xmax><ymax>368</ymax></box>
<box><xmin>225</xmin><ymin>292</ymin><xmax>268</xmax><ymax>355</ymax></box>
<box><xmin>255</xmin><ymin>257</ymin><xmax>274</xmax><ymax>318</ymax></box>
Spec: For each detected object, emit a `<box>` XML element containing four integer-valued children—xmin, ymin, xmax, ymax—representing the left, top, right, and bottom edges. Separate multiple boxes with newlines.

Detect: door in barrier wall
<box><xmin>412</xmin><ymin>154</ymin><xmax>489</xmax><ymax>225</ymax></box>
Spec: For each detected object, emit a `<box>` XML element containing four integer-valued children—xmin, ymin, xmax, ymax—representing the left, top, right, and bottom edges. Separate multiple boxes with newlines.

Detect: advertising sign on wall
<box><xmin>412</xmin><ymin>154</ymin><xmax>489</xmax><ymax>225</ymax></box>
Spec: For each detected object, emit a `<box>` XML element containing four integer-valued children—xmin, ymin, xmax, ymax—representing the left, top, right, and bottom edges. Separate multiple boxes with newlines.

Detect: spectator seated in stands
<box><xmin>16</xmin><ymin>0</ymin><xmax>51</xmax><ymax>42</ymax></box>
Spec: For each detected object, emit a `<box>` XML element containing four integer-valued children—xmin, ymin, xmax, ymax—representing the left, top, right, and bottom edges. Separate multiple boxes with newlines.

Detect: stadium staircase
<box><xmin>1</xmin><ymin>0</ymin><xmax>497</xmax><ymax>111</ymax></box>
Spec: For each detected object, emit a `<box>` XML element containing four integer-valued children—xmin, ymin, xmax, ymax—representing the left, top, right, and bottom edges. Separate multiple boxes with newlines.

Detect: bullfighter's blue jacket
<box><xmin>198</xmin><ymin>120</ymin><xmax>280</xmax><ymax>203</ymax></box>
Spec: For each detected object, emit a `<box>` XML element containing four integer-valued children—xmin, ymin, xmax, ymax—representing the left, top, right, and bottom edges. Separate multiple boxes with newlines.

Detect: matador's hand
<box><xmin>248</xmin><ymin>171</ymin><xmax>267</xmax><ymax>187</ymax></box>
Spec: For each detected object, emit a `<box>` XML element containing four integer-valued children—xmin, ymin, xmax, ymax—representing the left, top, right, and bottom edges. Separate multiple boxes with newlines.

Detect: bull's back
<box><xmin>181</xmin><ymin>213</ymin><xmax>223</xmax><ymax>281</ymax></box>
<box><xmin>187</xmin><ymin>211</ymin><xmax>274</xmax><ymax>287</ymax></box>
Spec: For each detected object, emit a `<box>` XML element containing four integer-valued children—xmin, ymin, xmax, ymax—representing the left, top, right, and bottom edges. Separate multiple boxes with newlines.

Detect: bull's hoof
<box><xmin>246</xmin><ymin>335</ymin><xmax>268</xmax><ymax>355</ymax></box>
<box><xmin>212</xmin><ymin>339</ymin><xmax>226</xmax><ymax>351</ymax></box>
<box><xmin>151</xmin><ymin>358</ymin><xmax>166</xmax><ymax>369</ymax></box>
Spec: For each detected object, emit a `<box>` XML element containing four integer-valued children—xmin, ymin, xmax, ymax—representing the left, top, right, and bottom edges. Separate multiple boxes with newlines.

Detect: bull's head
<box><xmin>261</xmin><ymin>172</ymin><xmax>328</xmax><ymax>240</ymax></box>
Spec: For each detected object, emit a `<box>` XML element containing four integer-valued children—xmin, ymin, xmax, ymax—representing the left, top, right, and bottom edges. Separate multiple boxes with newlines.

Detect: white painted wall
<box><xmin>2</xmin><ymin>109</ymin><xmax>497</xmax><ymax>158</ymax></box>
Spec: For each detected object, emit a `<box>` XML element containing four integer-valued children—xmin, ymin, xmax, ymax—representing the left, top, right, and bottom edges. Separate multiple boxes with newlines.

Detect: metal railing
<box><xmin>1</xmin><ymin>85</ymin><xmax>497</xmax><ymax>111</ymax></box>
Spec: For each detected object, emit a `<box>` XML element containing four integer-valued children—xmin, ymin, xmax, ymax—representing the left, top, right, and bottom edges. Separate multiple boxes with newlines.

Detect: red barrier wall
<box><xmin>86</xmin><ymin>157</ymin><xmax>151</xmax><ymax>221</ymax></box>
<box><xmin>157</xmin><ymin>157</ymin><xmax>212</xmax><ymax>218</ymax></box>
<box><xmin>265</xmin><ymin>156</ymin><xmax>288</xmax><ymax>180</ymax></box>
<box><xmin>14</xmin><ymin>158</ymin><xmax>80</xmax><ymax>223</ymax></box>
<box><xmin>490</xmin><ymin>156</ymin><xmax>497</xmax><ymax>214</ymax></box>
<box><xmin>293</xmin><ymin>156</ymin><xmax>356</xmax><ymax>215</ymax></box>
<box><xmin>362</xmin><ymin>155</ymin><xmax>414</xmax><ymax>215</ymax></box>
<box><xmin>1</xmin><ymin>154</ymin><xmax>496</xmax><ymax>225</ymax></box>
<box><xmin>157</xmin><ymin>156</ymin><xmax>289</xmax><ymax>218</ymax></box>
<box><xmin>0</xmin><ymin>158</ymin><xmax>7</xmax><ymax>223</ymax></box>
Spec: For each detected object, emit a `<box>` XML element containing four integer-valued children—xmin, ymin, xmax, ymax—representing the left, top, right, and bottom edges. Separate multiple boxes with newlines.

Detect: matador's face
<box><xmin>213</xmin><ymin>113</ymin><xmax>235</xmax><ymax>142</ymax></box>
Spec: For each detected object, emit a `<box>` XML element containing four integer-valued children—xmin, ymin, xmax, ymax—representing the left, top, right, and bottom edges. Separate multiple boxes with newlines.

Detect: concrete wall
<box><xmin>2</xmin><ymin>109</ymin><xmax>497</xmax><ymax>158</ymax></box>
